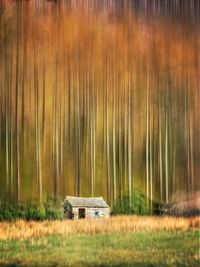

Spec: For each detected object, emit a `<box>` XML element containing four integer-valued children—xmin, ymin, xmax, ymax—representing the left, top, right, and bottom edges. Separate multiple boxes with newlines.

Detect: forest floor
<box><xmin>0</xmin><ymin>216</ymin><xmax>199</xmax><ymax>267</ymax></box>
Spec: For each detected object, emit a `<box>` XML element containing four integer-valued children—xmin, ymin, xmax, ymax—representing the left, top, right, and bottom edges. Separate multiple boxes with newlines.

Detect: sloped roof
<box><xmin>65</xmin><ymin>196</ymin><xmax>109</xmax><ymax>208</ymax></box>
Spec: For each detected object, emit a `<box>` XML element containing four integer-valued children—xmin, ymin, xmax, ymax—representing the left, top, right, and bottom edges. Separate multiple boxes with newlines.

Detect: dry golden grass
<box><xmin>0</xmin><ymin>215</ymin><xmax>199</xmax><ymax>241</ymax></box>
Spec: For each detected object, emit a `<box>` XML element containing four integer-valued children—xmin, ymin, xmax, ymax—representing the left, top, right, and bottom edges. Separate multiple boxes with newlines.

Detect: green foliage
<box><xmin>111</xmin><ymin>190</ymin><xmax>165</xmax><ymax>215</ymax></box>
<box><xmin>0</xmin><ymin>202</ymin><xmax>18</xmax><ymax>221</ymax></box>
<box><xmin>44</xmin><ymin>197</ymin><xmax>64</xmax><ymax>220</ymax></box>
<box><xmin>25</xmin><ymin>202</ymin><xmax>46</xmax><ymax>221</ymax></box>
<box><xmin>111</xmin><ymin>190</ymin><xmax>150</xmax><ymax>215</ymax></box>
<box><xmin>0</xmin><ymin>198</ymin><xmax>63</xmax><ymax>221</ymax></box>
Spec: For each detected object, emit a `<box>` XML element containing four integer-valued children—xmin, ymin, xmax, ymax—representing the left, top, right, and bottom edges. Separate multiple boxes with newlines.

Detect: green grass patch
<box><xmin>0</xmin><ymin>230</ymin><xmax>199</xmax><ymax>267</ymax></box>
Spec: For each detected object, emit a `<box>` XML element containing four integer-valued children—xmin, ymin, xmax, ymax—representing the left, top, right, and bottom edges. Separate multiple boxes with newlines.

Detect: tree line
<box><xmin>0</xmin><ymin>0</ymin><xmax>199</xmax><ymax>207</ymax></box>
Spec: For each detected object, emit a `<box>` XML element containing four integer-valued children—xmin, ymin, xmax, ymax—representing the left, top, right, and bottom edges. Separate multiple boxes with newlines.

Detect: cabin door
<box><xmin>78</xmin><ymin>208</ymin><xmax>85</xmax><ymax>219</ymax></box>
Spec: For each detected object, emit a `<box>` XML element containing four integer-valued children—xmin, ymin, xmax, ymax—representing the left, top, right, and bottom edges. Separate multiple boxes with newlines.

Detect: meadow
<box><xmin>0</xmin><ymin>216</ymin><xmax>199</xmax><ymax>267</ymax></box>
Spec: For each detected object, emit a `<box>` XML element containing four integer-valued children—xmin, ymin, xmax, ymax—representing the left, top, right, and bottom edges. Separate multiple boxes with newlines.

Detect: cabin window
<box><xmin>78</xmin><ymin>208</ymin><xmax>85</xmax><ymax>219</ymax></box>
<box><xmin>95</xmin><ymin>211</ymin><xmax>99</xmax><ymax>217</ymax></box>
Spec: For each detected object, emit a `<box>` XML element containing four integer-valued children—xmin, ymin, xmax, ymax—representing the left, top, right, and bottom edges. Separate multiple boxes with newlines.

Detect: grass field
<box><xmin>0</xmin><ymin>216</ymin><xmax>199</xmax><ymax>267</ymax></box>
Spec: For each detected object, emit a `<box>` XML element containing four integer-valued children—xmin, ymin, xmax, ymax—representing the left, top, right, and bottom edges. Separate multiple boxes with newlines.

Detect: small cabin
<box><xmin>63</xmin><ymin>196</ymin><xmax>110</xmax><ymax>219</ymax></box>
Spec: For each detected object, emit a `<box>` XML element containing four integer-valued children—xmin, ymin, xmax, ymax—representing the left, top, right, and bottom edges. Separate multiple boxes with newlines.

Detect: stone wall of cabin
<box><xmin>72</xmin><ymin>207</ymin><xmax>110</xmax><ymax>219</ymax></box>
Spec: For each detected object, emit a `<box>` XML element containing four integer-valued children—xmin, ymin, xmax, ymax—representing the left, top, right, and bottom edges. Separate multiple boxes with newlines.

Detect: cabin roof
<box><xmin>65</xmin><ymin>196</ymin><xmax>109</xmax><ymax>208</ymax></box>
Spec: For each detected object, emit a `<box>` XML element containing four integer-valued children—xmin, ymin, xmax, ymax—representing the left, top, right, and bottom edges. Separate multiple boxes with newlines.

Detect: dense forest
<box><xmin>0</xmin><ymin>0</ymin><xmax>199</xmax><ymax>207</ymax></box>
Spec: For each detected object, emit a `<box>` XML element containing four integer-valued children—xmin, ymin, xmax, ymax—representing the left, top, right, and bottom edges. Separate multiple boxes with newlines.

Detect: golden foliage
<box><xmin>0</xmin><ymin>216</ymin><xmax>199</xmax><ymax>241</ymax></box>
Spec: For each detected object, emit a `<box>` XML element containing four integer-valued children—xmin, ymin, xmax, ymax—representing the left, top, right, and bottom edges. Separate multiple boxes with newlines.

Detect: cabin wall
<box><xmin>72</xmin><ymin>207</ymin><xmax>79</xmax><ymax>219</ymax></box>
<box><xmin>72</xmin><ymin>207</ymin><xmax>110</xmax><ymax>219</ymax></box>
